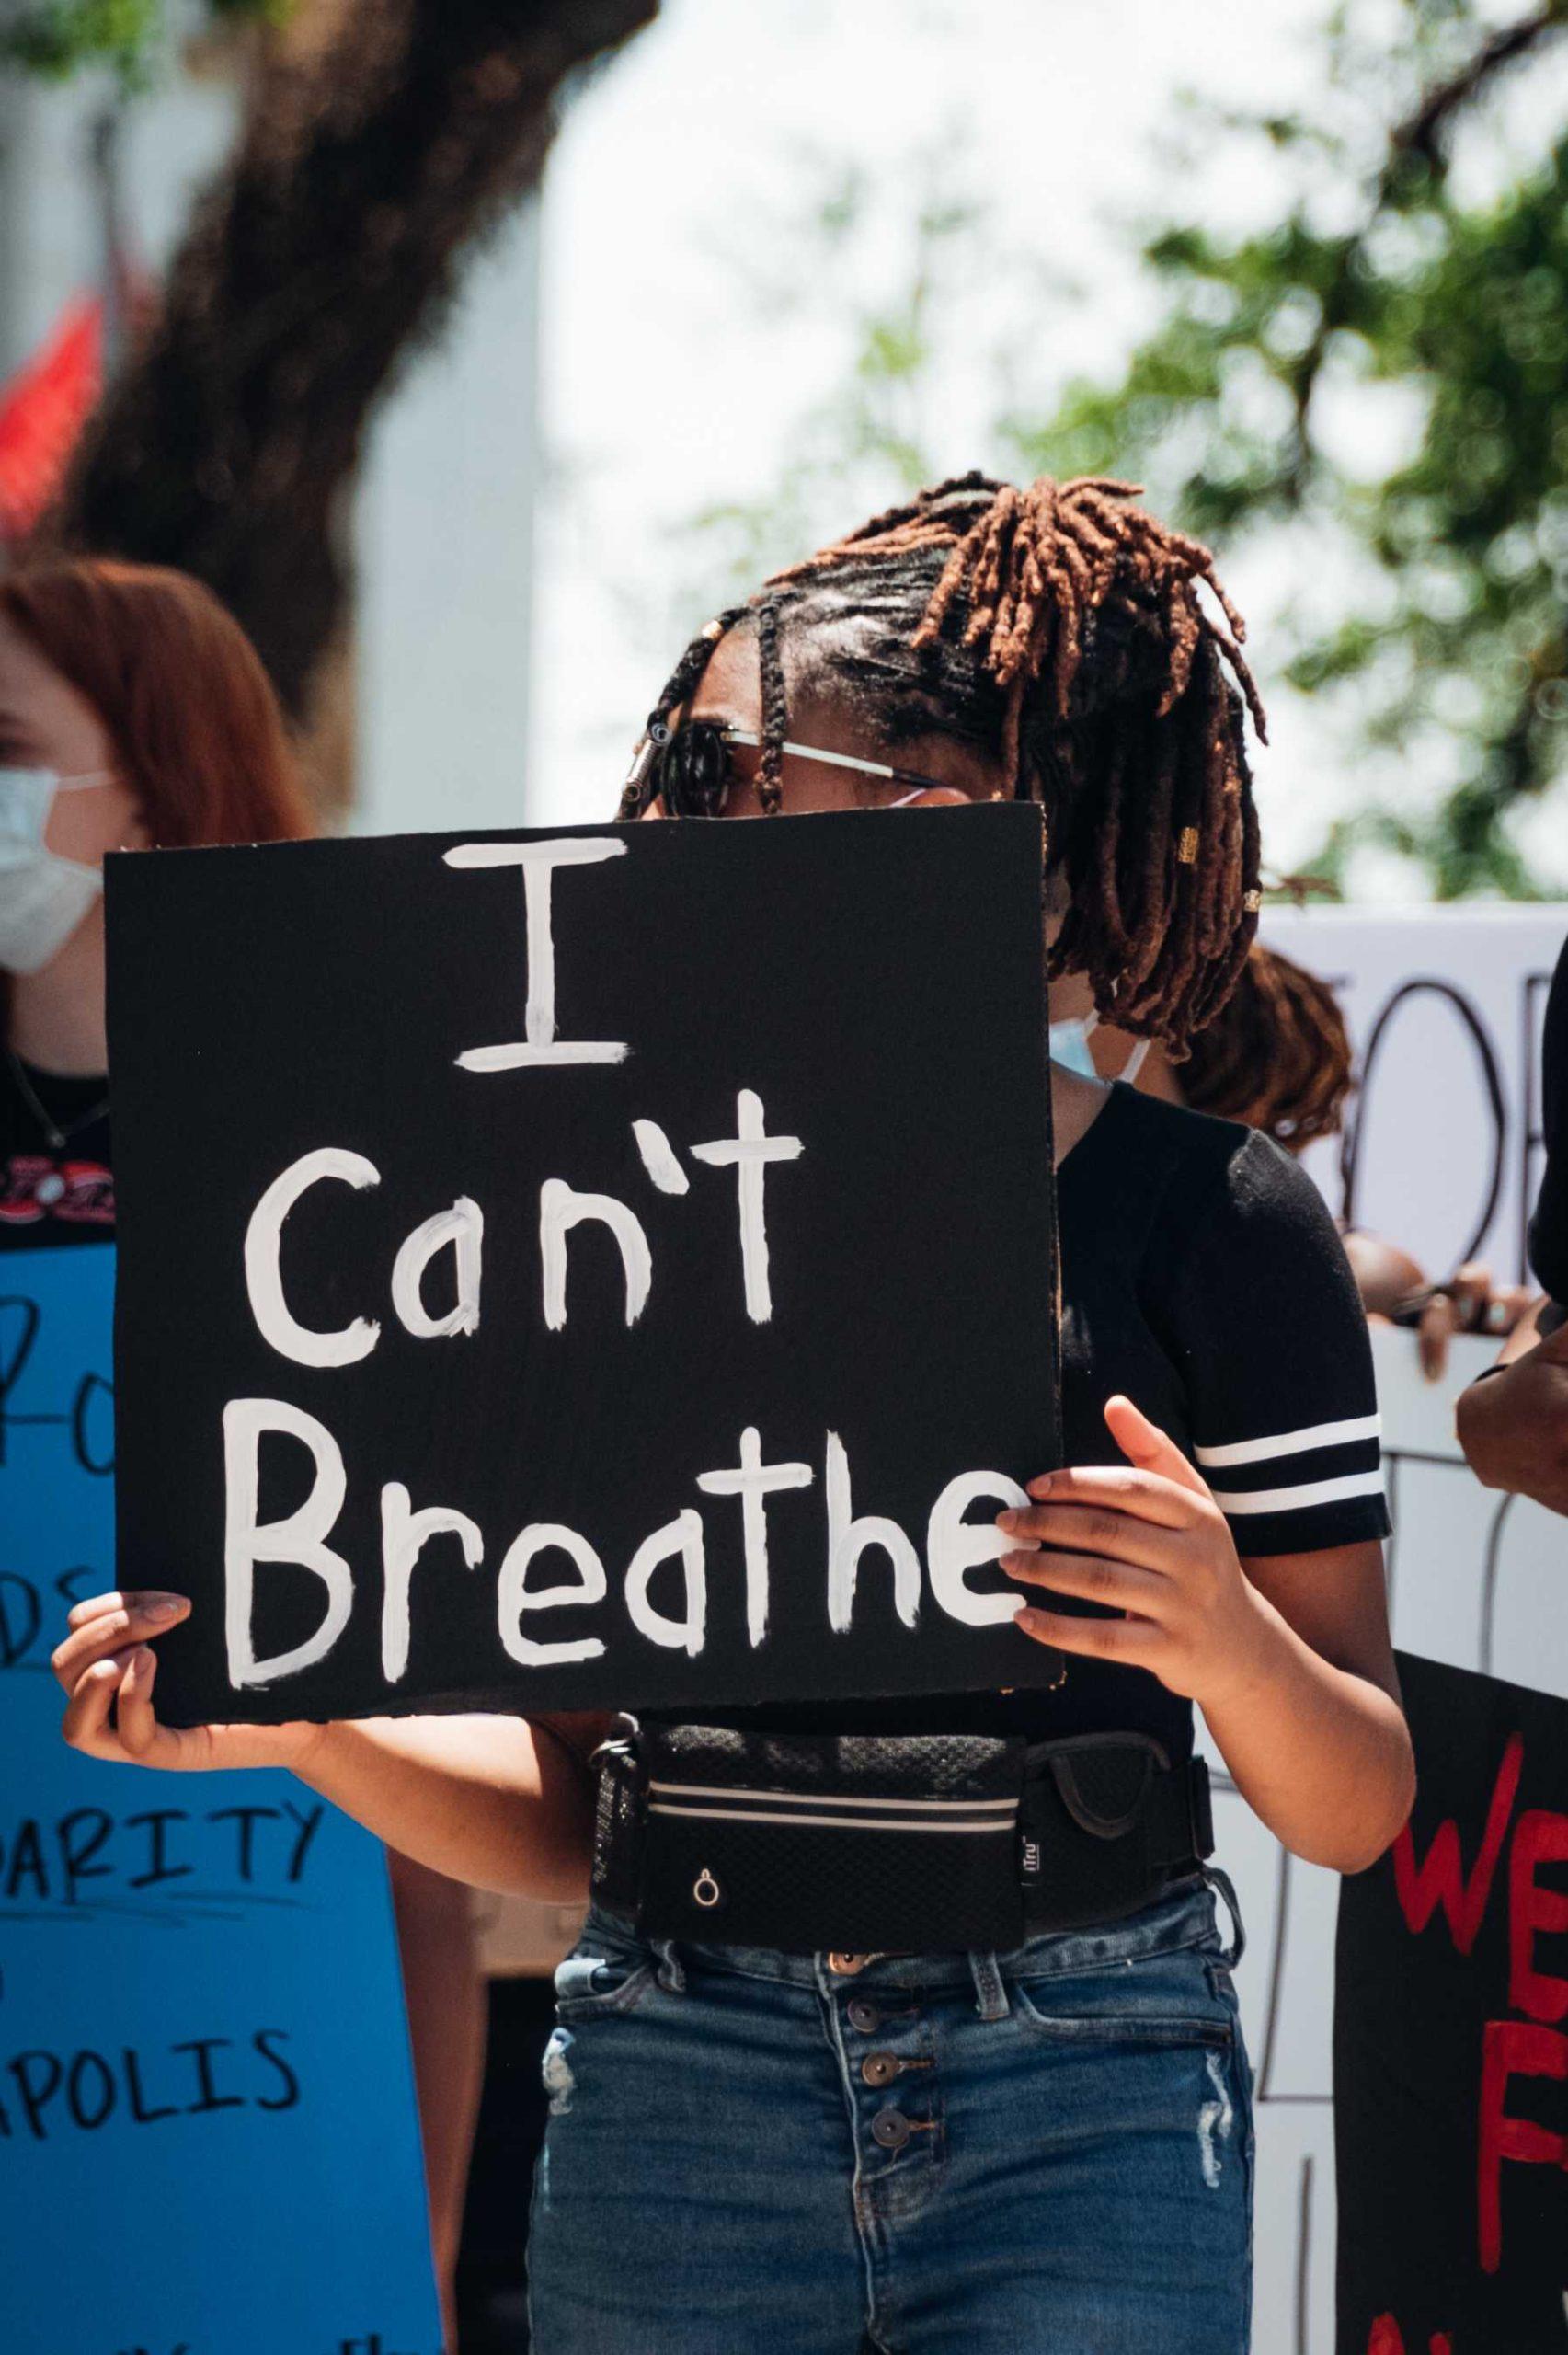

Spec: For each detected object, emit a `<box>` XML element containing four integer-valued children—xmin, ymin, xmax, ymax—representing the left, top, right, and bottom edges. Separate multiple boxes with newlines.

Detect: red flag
<box><xmin>0</xmin><ymin>296</ymin><xmax>103</xmax><ymax>546</ymax></box>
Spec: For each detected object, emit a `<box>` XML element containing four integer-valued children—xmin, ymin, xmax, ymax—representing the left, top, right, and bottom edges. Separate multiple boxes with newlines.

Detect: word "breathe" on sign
<box><xmin>225</xmin><ymin>1403</ymin><xmax>1027</xmax><ymax>1691</ymax></box>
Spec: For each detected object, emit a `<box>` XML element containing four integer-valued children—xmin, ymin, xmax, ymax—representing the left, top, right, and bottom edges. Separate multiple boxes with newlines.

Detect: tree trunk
<box><xmin>38</xmin><ymin>0</ymin><xmax>656</xmax><ymax>721</ymax></box>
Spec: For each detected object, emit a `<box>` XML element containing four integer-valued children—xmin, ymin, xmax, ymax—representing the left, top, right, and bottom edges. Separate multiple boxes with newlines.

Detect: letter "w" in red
<box><xmin>1368</xmin><ymin>2315</ymin><xmax>1453</xmax><ymax>2353</ymax></box>
<box><xmin>1392</xmin><ymin>1733</ymin><xmax>1524</xmax><ymax>1956</ymax></box>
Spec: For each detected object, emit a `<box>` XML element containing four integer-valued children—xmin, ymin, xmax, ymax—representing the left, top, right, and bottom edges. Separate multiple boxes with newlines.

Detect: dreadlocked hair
<box><xmin>1182</xmin><ymin>942</ymin><xmax>1354</xmax><ymax>1151</ymax></box>
<box><xmin>620</xmin><ymin>471</ymin><xmax>1266</xmax><ymax>1047</ymax></box>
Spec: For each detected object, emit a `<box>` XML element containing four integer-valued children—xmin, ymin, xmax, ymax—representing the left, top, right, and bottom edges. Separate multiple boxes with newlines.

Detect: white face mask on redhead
<box><xmin>0</xmin><ymin>767</ymin><xmax>112</xmax><ymax>975</ymax></box>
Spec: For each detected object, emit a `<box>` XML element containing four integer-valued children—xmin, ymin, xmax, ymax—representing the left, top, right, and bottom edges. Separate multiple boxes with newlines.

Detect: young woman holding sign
<box><xmin>3</xmin><ymin>557</ymin><xmax>485</xmax><ymax>2348</ymax></box>
<box><xmin>57</xmin><ymin>479</ymin><xmax>1413</xmax><ymax>2355</ymax></box>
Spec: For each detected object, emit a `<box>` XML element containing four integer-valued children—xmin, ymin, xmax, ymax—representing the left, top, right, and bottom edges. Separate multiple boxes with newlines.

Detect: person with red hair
<box><xmin>0</xmin><ymin>557</ymin><xmax>310</xmax><ymax>1237</ymax></box>
<box><xmin>0</xmin><ymin>556</ymin><xmax>484</xmax><ymax>2348</ymax></box>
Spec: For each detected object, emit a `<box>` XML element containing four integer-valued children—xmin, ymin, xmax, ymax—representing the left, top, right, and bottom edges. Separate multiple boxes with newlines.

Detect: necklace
<box><xmin>6</xmin><ymin>1048</ymin><xmax>110</xmax><ymax>1152</ymax></box>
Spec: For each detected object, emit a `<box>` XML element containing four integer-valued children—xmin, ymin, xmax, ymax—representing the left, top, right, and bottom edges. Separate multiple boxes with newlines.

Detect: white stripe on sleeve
<box><xmin>1209</xmin><ymin>1468</ymin><xmax>1386</xmax><ymax>1516</ymax></box>
<box><xmin>1195</xmin><ymin>1412</ymin><xmax>1381</xmax><ymax>1470</ymax></box>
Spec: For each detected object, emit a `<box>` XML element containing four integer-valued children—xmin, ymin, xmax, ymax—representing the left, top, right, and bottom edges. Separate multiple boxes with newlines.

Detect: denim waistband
<box><xmin>585</xmin><ymin>1867</ymin><xmax>1236</xmax><ymax>2005</ymax></box>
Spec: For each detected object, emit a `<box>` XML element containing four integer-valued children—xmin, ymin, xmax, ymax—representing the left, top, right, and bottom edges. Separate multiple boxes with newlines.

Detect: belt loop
<box><xmin>969</xmin><ymin>1949</ymin><xmax>1010</xmax><ymax>2022</ymax></box>
<box><xmin>653</xmin><ymin>1938</ymin><xmax>687</xmax><ymax>1994</ymax></box>
<box><xmin>1202</xmin><ymin>1865</ymin><xmax>1245</xmax><ymax>1969</ymax></box>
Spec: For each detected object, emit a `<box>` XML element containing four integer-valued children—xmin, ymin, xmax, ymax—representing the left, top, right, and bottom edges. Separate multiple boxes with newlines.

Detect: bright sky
<box><xmin>531</xmin><ymin>0</ymin><xmax>1312</xmax><ymax>843</ymax></box>
<box><xmin>530</xmin><ymin>0</ymin><xmax>1568</xmax><ymax>892</ymax></box>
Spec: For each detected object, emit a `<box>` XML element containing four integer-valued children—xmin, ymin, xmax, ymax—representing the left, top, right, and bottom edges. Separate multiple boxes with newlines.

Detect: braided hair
<box><xmin>1182</xmin><ymin>942</ymin><xmax>1354</xmax><ymax>1150</ymax></box>
<box><xmin>619</xmin><ymin>472</ymin><xmax>1265</xmax><ymax>1048</ymax></box>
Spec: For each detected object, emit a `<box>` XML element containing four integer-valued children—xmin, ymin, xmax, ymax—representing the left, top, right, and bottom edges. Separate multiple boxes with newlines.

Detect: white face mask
<box><xmin>1048</xmin><ymin>1011</ymin><xmax>1100</xmax><ymax>1079</ymax></box>
<box><xmin>0</xmin><ymin>767</ymin><xmax>113</xmax><ymax>976</ymax></box>
<box><xmin>1047</xmin><ymin>1010</ymin><xmax>1154</xmax><ymax>1087</ymax></box>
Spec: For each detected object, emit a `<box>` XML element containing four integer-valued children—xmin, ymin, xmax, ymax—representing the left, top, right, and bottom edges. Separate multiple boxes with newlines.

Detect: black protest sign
<box><xmin>107</xmin><ymin>806</ymin><xmax>1060</xmax><ymax>1726</ymax></box>
<box><xmin>1335</xmin><ymin>1651</ymin><xmax>1568</xmax><ymax>2355</ymax></box>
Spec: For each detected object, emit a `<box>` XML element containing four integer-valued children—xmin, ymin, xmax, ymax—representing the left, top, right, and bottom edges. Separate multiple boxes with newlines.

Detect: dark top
<box><xmin>0</xmin><ymin>1052</ymin><xmax>114</xmax><ymax>1248</ymax></box>
<box><xmin>717</xmin><ymin>1085</ymin><xmax>1390</xmax><ymax>1764</ymax></box>
<box><xmin>1529</xmin><ymin>935</ymin><xmax>1568</xmax><ymax>1304</ymax></box>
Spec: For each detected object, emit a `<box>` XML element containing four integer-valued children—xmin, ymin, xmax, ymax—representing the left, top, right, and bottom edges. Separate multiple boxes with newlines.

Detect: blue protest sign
<box><xmin>1</xmin><ymin>1245</ymin><xmax>442</xmax><ymax>2355</ymax></box>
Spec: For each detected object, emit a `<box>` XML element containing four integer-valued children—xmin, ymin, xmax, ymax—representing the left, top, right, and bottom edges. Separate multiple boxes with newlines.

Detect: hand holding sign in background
<box><xmin>0</xmin><ymin>1246</ymin><xmax>441</xmax><ymax>2355</ymax></box>
<box><xmin>105</xmin><ymin>807</ymin><xmax>1060</xmax><ymax>1728</ymax></box>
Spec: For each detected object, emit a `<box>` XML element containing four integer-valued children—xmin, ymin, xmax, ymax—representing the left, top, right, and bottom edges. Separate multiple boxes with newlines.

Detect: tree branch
<box><xmin>39</xmin><ymin>0</ymin><xmax>657</xmax><ymax>719</ymax></box>
<box><xmin>1391</xmin><ymin>1</ymin><xmax>1568</xmax><ymax>172</ymax></box>
<box><xmin>1283</xmin><ymin>2</ymin><xmax>1568</xmax><ymax>490</ymax></box>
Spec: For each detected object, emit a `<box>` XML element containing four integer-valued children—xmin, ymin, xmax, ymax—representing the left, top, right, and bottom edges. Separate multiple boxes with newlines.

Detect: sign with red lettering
<box><xmin>1335</xmin><ymin>1652</ymin><xmax>1568</xmax><ymax>2352</ymax></box>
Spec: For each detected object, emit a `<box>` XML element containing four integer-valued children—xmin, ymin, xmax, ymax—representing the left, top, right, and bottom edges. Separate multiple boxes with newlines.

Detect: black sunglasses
<box><xmin>625</xmin><ymin>719</ymin><xmax>945</xmax><ymax>817</ymax></box>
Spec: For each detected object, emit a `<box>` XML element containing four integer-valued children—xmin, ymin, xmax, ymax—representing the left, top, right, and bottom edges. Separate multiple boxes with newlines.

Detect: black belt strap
<box><xmin>593</xmin><ymin>1723</ymin><xmax>1213</xmax><ymax>1955</ymax></box>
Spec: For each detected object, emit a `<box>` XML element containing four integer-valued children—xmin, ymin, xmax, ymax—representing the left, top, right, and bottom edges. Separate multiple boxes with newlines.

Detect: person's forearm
<box><xmin>291</xmin><ymin>1713</ymin><xmax>596</xmax><ymax>1901</ymax></box>
<box><xmin>1203</xmin><ymin>1604</ymin><xmax>1414</xmax><ymax>1875</ymax></box>
<box><xmin>1457</xmin><ymin>1317</ymin><xmax>1568</xmax><ymax>1514</ymax></box>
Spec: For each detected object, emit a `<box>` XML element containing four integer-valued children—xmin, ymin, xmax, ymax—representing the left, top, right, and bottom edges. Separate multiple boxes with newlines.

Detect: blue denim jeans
<box><xmin>527</xmin><ymin>1875</ymin><xmax>1253</xmax><ymax>2354</ymax></box>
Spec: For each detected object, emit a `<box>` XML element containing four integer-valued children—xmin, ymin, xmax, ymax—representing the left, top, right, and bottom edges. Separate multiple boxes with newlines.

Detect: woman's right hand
<box><xmin>52</xmin><ymin>1591</ymin><xmax>322</xmax><ymax>1774</ymax></box>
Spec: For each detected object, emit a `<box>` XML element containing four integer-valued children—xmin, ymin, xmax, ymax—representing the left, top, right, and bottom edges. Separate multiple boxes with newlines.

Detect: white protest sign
<box><xmin>1263</xmin><ymin>902</ymin><xmax>1567</xmax><ymax>1287</ymax></box>
<box><xmin>1195</xmin><ymin>902</ymin><xmax>1568</xmax><ymax>2352</ymax></box>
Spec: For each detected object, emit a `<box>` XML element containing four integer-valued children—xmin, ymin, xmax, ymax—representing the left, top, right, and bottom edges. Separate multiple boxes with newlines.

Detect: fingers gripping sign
<box><xmin>998</xmin><ymin>1395</ymin><xmax>1280</xmax><ymax>1707</ymax></box>
<box><xmin>52</xmin><ymin>1589</ymin><xmax>320</xmax><ymax>1774</ymax></box>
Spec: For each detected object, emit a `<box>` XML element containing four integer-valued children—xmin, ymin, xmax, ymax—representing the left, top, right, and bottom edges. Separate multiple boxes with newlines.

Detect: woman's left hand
<box><xmin>998</xmin><ymin>1394</ymin><xmax>1278</xmax><ymax>1708</ymax></box>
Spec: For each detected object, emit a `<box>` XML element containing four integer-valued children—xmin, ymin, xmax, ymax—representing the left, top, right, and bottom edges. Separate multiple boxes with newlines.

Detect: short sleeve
<box><xmin>1155</xmin><ymin>1129</ymin><xmax>1391</xmax><ymax>1557</ymax></box>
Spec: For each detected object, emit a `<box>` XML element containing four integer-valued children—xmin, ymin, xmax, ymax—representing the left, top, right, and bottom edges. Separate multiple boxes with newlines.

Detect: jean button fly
<box><xmin>846</xmin><ymin>1999</ymin><xmax>882</xmax><ymax>2034</ymax></box>
<box><xmin>828</xmin><ymin>1951</ymin><xmax>871</xmax><ymax>1976</ymax></box>
<box><xmin>861</xmin><ymin>2051</ymin><xmax>901</xmax><ymax>2088</ymax></box>
<box><xmin>871</xmin><ymin>2108</ymin><xmax>911</xmax><ymax>2151</ymax></box>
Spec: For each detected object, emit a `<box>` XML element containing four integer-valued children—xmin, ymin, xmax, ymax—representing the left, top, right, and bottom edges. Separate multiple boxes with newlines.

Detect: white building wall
<box><xmin>353</xmin><ymin>198</ymin><xmax>541</xmax><ymax>838</ymax></box>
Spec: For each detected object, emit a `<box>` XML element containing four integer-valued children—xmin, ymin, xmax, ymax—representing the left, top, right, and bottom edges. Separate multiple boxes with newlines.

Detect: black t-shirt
<box><xmin>0</xmin><ymin>1053</ymin><xmax>115</xmax><ymax>1247</ymax></box>
<box><xmin>715</xmin><ymin>1085</ymin><xmax>1390</xmax><ymax>1763</ymax></box>
<box><xmin>1529</xmin><ymin>934</ymin><xmax>1568</xmax><ymax>1304</ymax></box>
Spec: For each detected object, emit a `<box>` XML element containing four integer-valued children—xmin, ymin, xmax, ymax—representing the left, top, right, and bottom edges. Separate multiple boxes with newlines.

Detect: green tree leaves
<box><xmin>0</xmin><ymin>1</ymin><xmax>283</xmax><ymax>84</ymax></box>
<box><xmin>1009</xmin><ymin>3</ymin><xmax>1568</xmax><ymax>895</ymax></box>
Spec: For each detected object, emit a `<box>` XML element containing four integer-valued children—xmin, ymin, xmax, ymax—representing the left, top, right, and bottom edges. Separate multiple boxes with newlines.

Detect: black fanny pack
<box><xmin>589</xmin><ymin>1719</ymin><xmax>1212</xmax><ymax>1957</ymax></box>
